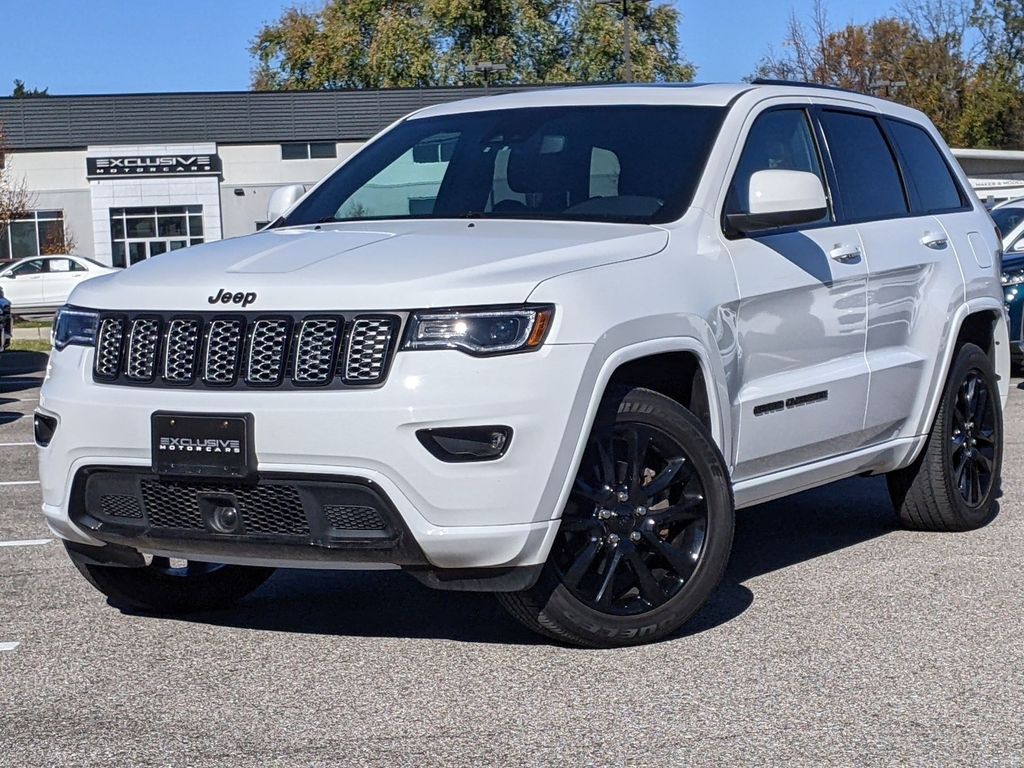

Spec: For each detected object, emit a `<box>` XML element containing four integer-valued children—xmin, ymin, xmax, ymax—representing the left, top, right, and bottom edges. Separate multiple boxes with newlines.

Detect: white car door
<box><xmin>41</xmin><ymin>257</ymin><xmax>88</xmax><ymax>305</ymax></box>
<box><xmin>0</xmin><ymin>258</ymin><xmax>46</xmax><ymax>308</ymax></box>
<box><xmin>817</xmin><ymin>109</ymin><xmax>974</xmax><ymax>442</ymax></box>
<box><xmin>721</xmin><ymin>106</ymin><xmax>870</xmax><ymax>481</ymax></box>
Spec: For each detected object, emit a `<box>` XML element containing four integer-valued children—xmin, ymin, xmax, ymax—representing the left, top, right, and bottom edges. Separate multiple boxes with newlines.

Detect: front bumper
<box><xmin>38</xmin><ymin>342</ymin><xmax>593</xmax><ymax>573</ymax></box>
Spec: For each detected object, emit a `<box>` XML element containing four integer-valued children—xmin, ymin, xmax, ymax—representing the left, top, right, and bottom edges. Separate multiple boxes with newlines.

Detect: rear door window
<box><xmin>885</xmin><ymin>119</ymin><xmax>966</xmax><ymax>213</ymax></box>
<box><xmin>820</xmin><ymin>111</ymin><xmax>908</xmax><ymax>222</ymax></box>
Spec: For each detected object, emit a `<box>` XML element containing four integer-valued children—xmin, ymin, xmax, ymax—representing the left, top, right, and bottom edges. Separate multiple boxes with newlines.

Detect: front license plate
<box><xmin>152</xmin><ymin>412</ymin><xmax>255</xmax><ymax>479</ymax></box>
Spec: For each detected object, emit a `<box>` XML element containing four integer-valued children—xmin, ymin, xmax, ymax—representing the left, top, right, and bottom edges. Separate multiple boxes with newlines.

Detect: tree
<box><xmin>0</xmin><ymin>124</ymin><xmax>35</xmax><ymax>251</ymax></box>
<box><xmin>754</xmin><ymin>0</ymin><xmax>1024</xmax><ymax>148</ymax></box>
<box><xmin>11</xmin><ymin>79</ymin><xmax>48</xmax><ymax>98</ymax></box>
<box><xmin>249</xmin><ymin>0</ymin><xmax>694</xmax><ymax>89</ymax></box>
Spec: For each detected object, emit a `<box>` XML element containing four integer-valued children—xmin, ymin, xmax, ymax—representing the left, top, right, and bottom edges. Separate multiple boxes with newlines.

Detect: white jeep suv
<box><xmin>37</xmin><ymin>83</ymin><xmax>1007</xmax><ymax>647</ymax></box>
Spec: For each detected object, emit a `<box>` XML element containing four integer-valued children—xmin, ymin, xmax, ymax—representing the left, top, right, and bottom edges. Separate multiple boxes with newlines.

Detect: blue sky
<box><xmin>0</xmin><ymin>0</ymin><xmax>898</xmax><ymax>95</ymax></box>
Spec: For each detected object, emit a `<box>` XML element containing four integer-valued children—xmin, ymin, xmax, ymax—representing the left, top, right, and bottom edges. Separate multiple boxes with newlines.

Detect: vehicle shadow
<box><xmin>0</xmin><ymin>350</ymin><xmax>48</xmax><ymax>378</ymax></box>
<box><xmin>155</xmin><ymin>475</ymin><xmax>897</xmax><ymax>646</ymax></box>
<box><xmin>0</xmin><ymin>352</ymin><xmax>46</xmax><ymax>398</ymax></box>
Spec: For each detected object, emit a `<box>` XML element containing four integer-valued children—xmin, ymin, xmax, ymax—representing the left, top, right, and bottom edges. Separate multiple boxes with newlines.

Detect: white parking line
<box><xmin>0</xmin><ymin>539</ymin><xmax>51</xmax><ymax>549</ymax></box>
<box><xmin>0</xmin><ymin>480</ymin><xmax>40</xmax><ymax>487</ymax></box>
<box><xmin>0</xmin><ymin>442</ymin><xmax>34</xmax><ymax>447</ymax></box>
<box><xmin>0</xmin><ymin>539</ymin><xmax>51</xmax><ymax>548</ymax></box>
<box><xmin>0</xmin><ymin>642</ymin><xmax>20</xmax><ymax>652</ymax></box>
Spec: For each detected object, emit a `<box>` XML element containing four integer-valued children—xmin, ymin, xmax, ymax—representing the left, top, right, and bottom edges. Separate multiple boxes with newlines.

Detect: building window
<box><xmin>0</xmin><ymin>210</ymin><xmax>66</xmax><ymax>260</ymax></box>
<box><xmin>110</xmin><ymin>205</ymin><xmax>204</xmax><ymax>267</ymax></box>
<box><xmin>281</xmin><ymin>142</ymin><xmax>337</xmax><ymax>160</ymax></box>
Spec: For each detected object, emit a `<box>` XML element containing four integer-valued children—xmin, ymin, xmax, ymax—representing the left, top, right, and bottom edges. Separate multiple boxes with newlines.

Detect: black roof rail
<box><xmin>749</xmin><ymin>78</ymin><xmax>866</xmax><ymax>96</ymax></box>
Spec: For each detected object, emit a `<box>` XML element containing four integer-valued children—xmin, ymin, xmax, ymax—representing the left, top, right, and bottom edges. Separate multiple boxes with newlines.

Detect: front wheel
<box><xmin>66</xmin><ymin>543</ymin><xmax>275</xmax><ymax>613</ymax></box>
<box><xmin>498</xmin><ymin>387</ymin><xmax>734</xmax><ymax>648</ymax></box>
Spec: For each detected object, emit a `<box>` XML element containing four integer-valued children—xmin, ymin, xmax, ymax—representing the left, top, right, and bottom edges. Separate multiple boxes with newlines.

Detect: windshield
<box><xmin>281</xmin><ymin>105</ymin><xmax>726</xmax><ymax>227</ymax></box>
<box><xmin>992</xmin><ymin>206</ymin><xmax>1024</xmax><ymax>237</ymax></box>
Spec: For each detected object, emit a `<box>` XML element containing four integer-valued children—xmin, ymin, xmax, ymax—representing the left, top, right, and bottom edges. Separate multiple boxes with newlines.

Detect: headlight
<box><xmin>52</xmin><ymin>306</ymin><xmax>99</xmax><ymax>351</ymax></box>
<box><xmin>1001</xmin><ymin>270</ymin><xmax>1024</xmax><ymax>287</ymax></box>
<box><xmin>403</xmin><ymin>305</ymin><xmax>554</xmax><ymax>355</ymax></box>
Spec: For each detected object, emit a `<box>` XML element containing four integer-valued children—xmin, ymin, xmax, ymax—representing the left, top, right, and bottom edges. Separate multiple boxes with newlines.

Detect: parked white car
<box><xmin>37</xmin><ymin>82</ymin><xmax>1007</xmax><ymax>647</ymax></box>
<box><xmin>0</xmin><ymin>255</ymin><xmax>117</xmax><ymax>313</ymax></box>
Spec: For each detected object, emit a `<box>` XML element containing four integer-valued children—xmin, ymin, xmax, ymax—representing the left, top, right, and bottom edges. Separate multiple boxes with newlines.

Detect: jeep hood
<box><xmin>69</xmin><ymin>220</ymin><xmax>668</xmax><ymax>311</ymax></box>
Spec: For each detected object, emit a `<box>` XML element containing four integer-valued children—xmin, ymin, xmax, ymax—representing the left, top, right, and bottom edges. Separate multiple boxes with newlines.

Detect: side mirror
<box><xmin>267</xmin><ymin>184</ymin><xmax>307</xmax><ymax>223</ymax></box>
<box><xmin>1013</xmin><ymin>239</ymin><xmax>1024</xmax><ymax>253</ymax></box>
<box><xmin>726</xmin><ymin>169</ymin><xmax>828</xmax><ymax>236</ymax></box>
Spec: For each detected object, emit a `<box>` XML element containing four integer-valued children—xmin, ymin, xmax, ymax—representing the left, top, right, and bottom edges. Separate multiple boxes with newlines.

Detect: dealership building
<box><xmin>2</xmin><ymin>85</ymin><xmax>1023</xmax><ymax>267</ymax></box>
<box><xmin>0</xmin><ymin>86</ymin><xmax>523</xmax><ymax>266</ymax></box>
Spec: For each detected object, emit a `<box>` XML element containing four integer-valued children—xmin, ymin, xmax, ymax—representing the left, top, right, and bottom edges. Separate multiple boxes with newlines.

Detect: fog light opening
<box><xmin>417</xmin><ymin>426</ymin><xmax>513</xmax><ymax>463</ymax></box>
<box><xmin>34</xmin><ymin>412</ymin><xmax>58</xmax><ymax>448</ymax></box>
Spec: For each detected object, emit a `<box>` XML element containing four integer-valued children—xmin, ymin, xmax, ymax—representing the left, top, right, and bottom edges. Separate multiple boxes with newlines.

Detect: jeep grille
<box><xmin>93</xmin><ymin>312</ymin><xmax>401</xmax><ymax>389</ymax></box>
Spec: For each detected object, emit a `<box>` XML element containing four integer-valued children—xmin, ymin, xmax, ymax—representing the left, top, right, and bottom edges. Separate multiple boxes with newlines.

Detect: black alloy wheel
<box><xmin>556</xmin><ymin>422</ymin><xmax>709</xmax><ymax>616</ymax></box>
<box><xmin>950</xmin><ymin>370</ymin><xmax>998</xmax><ymax>508</ymax></box>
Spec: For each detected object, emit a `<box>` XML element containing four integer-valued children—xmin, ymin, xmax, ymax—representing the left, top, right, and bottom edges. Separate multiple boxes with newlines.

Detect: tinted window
<box><xmin>282</xmin><ymin>106</ymin><xmax>726</xmax><ymax>226</ymax></box>
<box><xmin>886</xmin><ymin>120</ymin><xmax>964</xmax><ymax>212</ymax></box>
<box><xmin>727</xmin><ymin>109</ymin><xmax>827</xmax><ymax>220</ymax></box>
<box><xmin>281</xmin><ymin>143</ymin><xmax>308</xmax><ymax>160</ymax></box>
<box><xmin>11</xmin><ymin>258</ymin><xmax>44</xmax><ymax>276</ymax></box>
<box><xmin>309</xmin><ymin>142</ymin><xmax>337</xmax><ymax>159</ymax></box>
<box><xmin>991</xmin><ymin>206</ymin><xmax>1024</xmax><ymax>236</ymax></box>
<box><xmin>821</xmin><ymin>111</ymin><xmax>908</xmax><ymax>221</ymax></box>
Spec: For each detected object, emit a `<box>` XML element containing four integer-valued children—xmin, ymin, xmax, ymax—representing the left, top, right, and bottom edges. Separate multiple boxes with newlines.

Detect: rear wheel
<box><xmin>887</xmin><ymin>342</ymin><xmax>1002</xmax><ymax>531</ymax></box>
<box><xmin>498</xmin><ymin>387</ymin><xmax>734</xmax><ymax>647</ymax></box>
<box><xmin>66</xmin><ymin>543</ymin><xmax>275</xmax><ymax>613</ymax></box>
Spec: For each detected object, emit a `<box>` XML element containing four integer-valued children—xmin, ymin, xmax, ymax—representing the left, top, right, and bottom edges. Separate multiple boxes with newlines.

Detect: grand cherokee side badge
<box><xmin>208</xmin><ymin>289</ymin><xmax>257</xmax><ymax>307</ymax></box>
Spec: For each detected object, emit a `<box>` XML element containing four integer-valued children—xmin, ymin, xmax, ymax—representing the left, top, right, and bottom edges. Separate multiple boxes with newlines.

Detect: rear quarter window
<box><xmin>820</xmin><ymin>110</ymin><xmax>908</xmax><ymax>222</ymax></box>
<box><xmin>885</xmin><ymin>119</ymin><xmax>966</xmax><ymax>213</ymax></box>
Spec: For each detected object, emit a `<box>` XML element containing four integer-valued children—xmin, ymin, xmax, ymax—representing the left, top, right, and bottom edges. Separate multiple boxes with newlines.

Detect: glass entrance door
<box><xmin>110</xmin><ymin>206</ymin><xmax>205</xmax><ymax>267</ymax></box>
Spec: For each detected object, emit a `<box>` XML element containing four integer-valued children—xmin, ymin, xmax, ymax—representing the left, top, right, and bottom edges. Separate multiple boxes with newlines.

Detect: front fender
<box><xmin>533</xmin><ymin>325</ymin><xmax>731</xmax><ymax>533</ymax></box>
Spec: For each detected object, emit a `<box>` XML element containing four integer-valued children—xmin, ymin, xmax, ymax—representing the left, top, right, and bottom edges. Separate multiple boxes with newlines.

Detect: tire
<box><xmin>65</xmin><ymin>542</ymin><xmax>275</xmax><ymax>613</ymax></box>
<box><xmin>498</xmin><ymin>386</ymin><xmax>734</xmax><ymax>648</ymax></box>
<box><xmin>887</xmin><ymin>342</ymin><xmax>1003</xmax><ymax>532</ymax></box>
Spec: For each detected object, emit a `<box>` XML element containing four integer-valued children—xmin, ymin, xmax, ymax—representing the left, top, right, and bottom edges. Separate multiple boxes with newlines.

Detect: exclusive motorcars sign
<box><xmin>86</xmin><ymin>154</ymin><xmax>222</xmax><ymax>178</ymax></box>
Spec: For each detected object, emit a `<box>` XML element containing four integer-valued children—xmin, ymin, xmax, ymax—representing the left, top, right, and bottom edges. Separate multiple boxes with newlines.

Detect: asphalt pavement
<box><xmin>0</xmin><ymin>349</ymin><xmax>1021</xmax><ymax>767</ymax></box>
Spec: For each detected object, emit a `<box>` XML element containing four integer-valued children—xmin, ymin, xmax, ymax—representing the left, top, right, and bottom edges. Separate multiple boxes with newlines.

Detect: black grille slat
<box><xmin>100</xmin><ymin>494</ymin><xmax>143</xmax><ymax>519</ymax></box>
<box><xmin>246</xmin><ymin>319</ymin><xmax>291</xmax><ymax>385</ymax></box>
<box><xmin>94</xmin><ymin>317</ymin><xmax>125</xmax><ymax>378</ymax></box>
<box><xmin>91</xmin><ymin>312</ymin><xmax>399</xmax><ymax>389</ymax></box>
<box><xmin>294</xmin><ymin>318</ymin><xmax>340</xmax><ymax>385</ymax></box>
<box><xmin>323</xmin><ymin>504</ymin><xmax>387</xmax><ymax>530</ymax></box>
<box><xmin>203</xmin><ymin>319</ymin><xmax>244</xmax><ymax>385</ymax></box>
<box><xmin>140</xmin><ymin>480</ymin><xmax>309</xmax><ymax>536</ymax></box>
<box><xmin>125</xmin><ymin>318</ymin><xmax>161</xmax><ymax>380</ymax></box>
<box><xmin>164</xmin><ymin>319</ymin><xmax>201</xmax><ymax>384</ymax></box>
<box><xmin>344</xmin><ymin>318</ymin><xmax>396</xmax><ymax>383</ymax></box>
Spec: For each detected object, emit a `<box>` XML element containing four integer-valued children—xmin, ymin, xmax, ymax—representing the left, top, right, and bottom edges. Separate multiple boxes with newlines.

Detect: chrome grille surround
<box><xmin>125</xmin><ymin>318</ymin><xmax>161</xmax><ymax>381</ymax></box>
<box><xmin>94</xmin><ymin>317</ymin><xmax>125</xmax><ymax>379</ymax></box>
<box><xmin>344</xmin><ymin>317</ymin><xmax>397</xmax><ymax>383</ymax></box>
<box><xmin>163</xmin><ymin>319</ymin><xmax>200</xmax><ymax>384</ymax></box>
<box><xmin>203</xmin><ymin>319</ymin><xmax>244</xmax><ymax>385</ymax></box>
<box><xmin>90</xmin><ymin>311</ymin><xmax>401</xmax><ymax>390</ymax></box>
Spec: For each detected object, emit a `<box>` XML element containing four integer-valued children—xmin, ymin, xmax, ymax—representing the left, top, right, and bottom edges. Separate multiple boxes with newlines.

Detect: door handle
<box><xmin>921</xmin><ymin>231</ymin><xmax>948</xmax><ymax>249</ymax></box>
<box><xmin>829</xmin><ymin>244</ymin><xmax>862</xmax><ymax>263</ymax></box>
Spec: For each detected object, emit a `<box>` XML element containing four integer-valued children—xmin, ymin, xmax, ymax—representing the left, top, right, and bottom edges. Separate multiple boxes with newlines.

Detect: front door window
<box><xmin>110</xmin><ymin>206</ymin><xmax>204</xmax><ymax>267</ymax></box>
